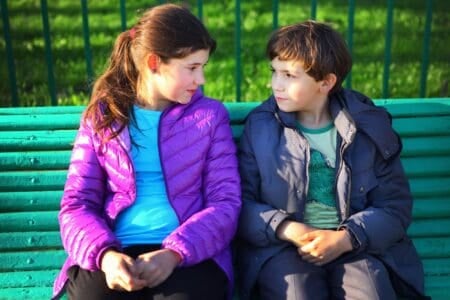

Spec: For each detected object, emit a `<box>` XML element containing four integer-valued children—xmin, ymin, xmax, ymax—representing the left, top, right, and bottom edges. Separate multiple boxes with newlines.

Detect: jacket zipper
<box><xmin>157</xmin><ymin>106</ymin><xmax>182</xmax><ymax>224</ymax></box>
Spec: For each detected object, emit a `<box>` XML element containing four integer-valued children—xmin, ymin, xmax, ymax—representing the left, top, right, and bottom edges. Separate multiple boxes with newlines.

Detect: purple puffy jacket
<box><xmin>52</xmin><ymin>90</ymin><xmax>241</xmax><ymax>298</ymax></box>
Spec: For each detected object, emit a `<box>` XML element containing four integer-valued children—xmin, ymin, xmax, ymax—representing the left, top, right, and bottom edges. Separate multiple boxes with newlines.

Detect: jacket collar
<box><xmin>112</xmin><ymin>88</ymin><xmax>204</xmax><ymax>151</ymax></box>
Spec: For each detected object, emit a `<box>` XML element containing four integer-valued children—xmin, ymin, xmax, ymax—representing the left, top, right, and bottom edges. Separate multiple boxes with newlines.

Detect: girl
<box><xmin>52</xmin><ymin>4</ymin><xmax>241</xmax><ymax>300</ymax></box>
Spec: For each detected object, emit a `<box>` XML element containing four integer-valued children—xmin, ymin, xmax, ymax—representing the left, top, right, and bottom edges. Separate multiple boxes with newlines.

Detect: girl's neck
<box><xmin>136</xmin><ymin>96</ymin><xmax>172</xmax><ymax>111</ymax></box>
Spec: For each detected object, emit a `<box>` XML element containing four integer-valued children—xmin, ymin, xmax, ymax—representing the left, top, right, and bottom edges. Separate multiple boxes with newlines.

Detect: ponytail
<box><xmin>84</xmin><ymin>29</ymin><xmax>138</xmax><ymax>141</ymax></box>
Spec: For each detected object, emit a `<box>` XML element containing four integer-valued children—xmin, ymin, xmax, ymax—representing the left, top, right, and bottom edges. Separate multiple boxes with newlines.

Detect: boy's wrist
<box><xmin>276</xmin><ymin>220</ymin><xmax>292</xmax><ymax>241</ymax></box>
<box><xmin>341</xmin><ymin>228</ymin><xmax>360</xmax><ymax>251</ymax></box>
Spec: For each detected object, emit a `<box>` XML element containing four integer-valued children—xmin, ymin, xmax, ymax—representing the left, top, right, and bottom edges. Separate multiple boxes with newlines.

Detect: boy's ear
<box><xmin>320</xmin><ymin>73</ymin><xmax>337</xmax><ymax>93</ymax></box>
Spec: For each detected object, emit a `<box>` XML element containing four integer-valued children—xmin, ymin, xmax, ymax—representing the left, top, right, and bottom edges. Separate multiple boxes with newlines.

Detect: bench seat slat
<box><xmin>0</xmin><ymin>211</ymin><xmax>58</xmax><ymax>232</ymax></box>
<box><xmin>413</xmin><ymin>237</ymin><xmax>450</xmax><ymax>258</ymax></box>
<box><xmin>0</xmin><ymin>130</ymin><xmax>76</xmax><ymax>151</ymax></box>
<box><xmin>0</xmin><ymin>114</ymin><xmax>81</xmax><ymax>131</ymax></box>
<box><xmin>0</xmin><ymin>260</ymin><xmax>448</xmax><ymax>298</ymax></box>
<box><xmin>0</xmin><ymin>269</ymin><xmax>59</xmax><ymax>289</ymax></box>
<box><xmin>0</xmin><ymin>193</ymin><xmax>447</xmax><ymax>219</ymax></box>
<box><xmin>2</xmin><ymin>151</ymin><xmax>449</xmax><ymax>179</ymax></box>
<box><xmin>1</xmin><ymin>129</ymin><xmax>449</xmax><ymax>155</ymax></box>
<box><xmin>408</xmin><ymin>218</ymin><xmax>450</xmax><ymax>237</ymax></box>
<box><xmin>0</xmin><ymin>105</ymin><xmax>84</xmax><ymax>115</ymax></box>
<box><xmin>0</xmin><ymin>190</ymin><xmax>62</xmax><ymax>212</ymax></box>
<box><xmin>401</xmin><ymin>156</ymin><xmax>450</xmax><ymax>177</ymax></box>
<box><xmin>409</xmin><ymin>177</ymin><xmax>450</xmax><ymax>198</ymax></box>
<box><xmin>401</xmin><ymin>136</ymin><xmax>450</xmax><ymax>157</ymax></box>
<box><xmin>0</xmin><ymin>287</ymin><xmax>56</xmax><ymax>299</ymax></box>
<box><xmin>0</xmin><ymin>151</ymin><xmax>71</xmax><ymax>171</ymax></box>
<box><xmin>0</xmin><ymin>250</ymin><xmax>66</xmax><ymax>272</ymax></box>
<box><xmin>1</xmin><ymin>172</ymin><xmax>447</xmax><ymax>197</ymax></box>
<box><xmin>413</xmin><ymin>197</ymin><xmax>450</xmax><ymax>219</ymax></box>
<box><xmin>376</xmin><ymin>99</ymin><xmax>450</xmax><ymax>116</ymax></box>
<box><xmin>392</xmin><ymin>116</ymin><xmax>450</xmax><ymax>137</ymax></box>
<box><xmin>0</xmin><ymin>231</ymin><xmax>61</xmax><ymax>251</ymax></box>
<box><xmin>0</xmin><ymin>170</ymin><xmax>67</xmax><ymax>192</ymax></box>
<box><xmin>2</xmin><ymin>221</ymin><xmax>448</xmax><ymax>250</ymax></box>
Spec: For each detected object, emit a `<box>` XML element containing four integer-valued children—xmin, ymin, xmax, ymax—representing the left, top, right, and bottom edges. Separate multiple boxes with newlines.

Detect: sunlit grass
<box><xmin>0</xmin><ymin>0</ymin><xmax>448</xmax><ymax>106</ymax></box>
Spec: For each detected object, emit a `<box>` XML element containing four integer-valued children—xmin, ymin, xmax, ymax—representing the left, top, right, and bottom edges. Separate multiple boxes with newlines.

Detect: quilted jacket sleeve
<box><xmin>58</xmin><ymin>117</ymin><xmax>121</xmax><ymax>271</ymax></box>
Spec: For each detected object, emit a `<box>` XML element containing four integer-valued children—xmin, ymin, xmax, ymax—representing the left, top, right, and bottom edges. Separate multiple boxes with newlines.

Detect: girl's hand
<box><xmin>100</xmin><ymin>249</ymin><xmax>147</xmax><ymax>291</ymax></box>
<box><xmin>136</xmin><ymin>249</ymin><xmax>181</xmax><ymax>288</ymax></box>
<box><xmin>297</xmin><ymin>229</ymin><xmax>352</xmax><ymax>266</ymax></box>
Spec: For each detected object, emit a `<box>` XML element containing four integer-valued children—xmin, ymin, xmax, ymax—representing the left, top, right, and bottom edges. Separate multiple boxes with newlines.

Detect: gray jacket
<box><xmin>236</xmin><ymin>89</ymin><xmax>425</xmax><ymax>299</ymax></box>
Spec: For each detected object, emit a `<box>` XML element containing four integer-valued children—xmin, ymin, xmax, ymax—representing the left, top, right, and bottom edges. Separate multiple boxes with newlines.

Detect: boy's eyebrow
<box><xmin>271</xmin><ymin>64</ymin><xmax>299</xmax><ymax>74</ymax></box>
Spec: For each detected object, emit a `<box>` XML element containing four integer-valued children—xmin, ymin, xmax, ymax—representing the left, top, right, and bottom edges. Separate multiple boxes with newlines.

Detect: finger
<box><xmin>300</xmin><ymin>242</ymin><xmax>317</xmax><ymax>253</ymax></box>
<box><xmin>298</xmin><ymin>232</ymin><xmax>312</xmax><ymax>242</ymax></box>
<box><xmin>297</xmin><ymin>247</ymin><xmax>306</xmax><ymax>256</ymax></box>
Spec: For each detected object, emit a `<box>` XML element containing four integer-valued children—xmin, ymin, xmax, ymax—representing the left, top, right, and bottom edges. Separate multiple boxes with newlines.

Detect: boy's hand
<box><xmin>276</xmin><ymin>220</ymin><xmax>316</xmax><ymax>247</ymax></box>
<box><xmin>297</xmin><ymin>229</ymin><xmax>352</xmax><ymax>266</ymax></box>
<box><xmin>100</xmin><ymin>249</ymin><xmax>147</xmax><ymax>291</ymax></box>
<box><xmin>135</xmin><ymin>249</ymin><xmax>181</xmax><ymax>288</ymax></box>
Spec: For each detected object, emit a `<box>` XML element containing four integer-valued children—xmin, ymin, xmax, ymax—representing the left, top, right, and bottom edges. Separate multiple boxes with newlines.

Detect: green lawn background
<box><xmin>0</xmin><ymin>0</ymin><xmax>448</xmax><ymax>106</ymax></box>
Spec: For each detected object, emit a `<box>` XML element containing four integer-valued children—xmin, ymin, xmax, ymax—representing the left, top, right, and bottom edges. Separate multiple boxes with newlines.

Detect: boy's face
<box><xmin>270</xmin><ymin>57</ymin><xmax>325</xmax><ymax>114</ymax></box>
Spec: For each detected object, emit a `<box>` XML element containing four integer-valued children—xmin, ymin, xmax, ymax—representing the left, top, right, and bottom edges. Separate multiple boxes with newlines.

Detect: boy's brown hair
<box><xmin>267</xmin><ymin>20</ymin><xmax>352</xmax><ymax>94</ymax></box>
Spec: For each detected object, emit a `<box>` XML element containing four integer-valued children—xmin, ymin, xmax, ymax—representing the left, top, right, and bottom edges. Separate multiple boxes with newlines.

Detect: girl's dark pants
<box><xmin>66</xmin><ymin>245</ymin><xmax>227</xmax><ymax>300</ymax></box>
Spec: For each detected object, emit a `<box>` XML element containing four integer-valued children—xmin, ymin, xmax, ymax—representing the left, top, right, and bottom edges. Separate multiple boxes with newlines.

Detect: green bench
<box><xmin>1</xmin><ymin>98</ymin><xmax>450</xmax><ymax>299</ymax></box>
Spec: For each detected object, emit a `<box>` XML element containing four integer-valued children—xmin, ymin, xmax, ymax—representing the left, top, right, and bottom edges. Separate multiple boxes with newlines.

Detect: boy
<box><xmin>237</xmin><ymin>20</ymin><xmax>427</xmax><ymax>299</ymax></box>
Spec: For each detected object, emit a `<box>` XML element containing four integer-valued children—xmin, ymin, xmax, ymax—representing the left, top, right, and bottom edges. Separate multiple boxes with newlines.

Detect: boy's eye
<box><xmin>285</xmin><ymin>73</ymin><xmax>296</xmax><ymax>79</ymax></box>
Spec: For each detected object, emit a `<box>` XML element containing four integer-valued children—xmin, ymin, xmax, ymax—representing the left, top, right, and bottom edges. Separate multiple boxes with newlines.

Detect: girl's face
<box><xmin>151</xmin><ymin>49</ymin><xmax>210</xmax><ymax>110</ymax></box>
<box><xmin>270</xmin><ymin>57</ymin><xmax>326</xmax><ymax>114</ymax></box>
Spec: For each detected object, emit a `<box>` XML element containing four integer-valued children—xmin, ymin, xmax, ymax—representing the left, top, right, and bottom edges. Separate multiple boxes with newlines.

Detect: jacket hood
<box><xmin>330</xmin><ymin>89</ymin><xmax>401</xmax><ymax>160</ymax></box>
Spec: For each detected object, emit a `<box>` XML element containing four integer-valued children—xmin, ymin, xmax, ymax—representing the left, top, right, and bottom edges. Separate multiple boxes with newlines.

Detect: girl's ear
<box><xmin>147</xmin><ymin>53</ymin><xmax>160</xmax><ymax>73</ymax></box>
<box><xmin>320</xmin><ymin>73</ymin><xmax>337</xmax><ymax>94</ymax></box>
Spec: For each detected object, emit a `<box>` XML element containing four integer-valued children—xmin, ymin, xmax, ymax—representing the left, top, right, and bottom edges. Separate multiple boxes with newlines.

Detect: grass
<box><xmin>0</xmin><ymin>0</ymin><xmax>449</xmax><ymax>106</ymax></box>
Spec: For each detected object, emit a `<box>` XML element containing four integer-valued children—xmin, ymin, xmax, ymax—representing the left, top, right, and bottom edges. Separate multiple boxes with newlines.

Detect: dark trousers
<box><xmin>66</xmin><ymin>245</ymin><xmax>228</xmax><ymax>300</ymax></box>
<box><xmin>256</xmin><ymin>246</ymin><xmax>396</xmax><ymax>300</ymax></box>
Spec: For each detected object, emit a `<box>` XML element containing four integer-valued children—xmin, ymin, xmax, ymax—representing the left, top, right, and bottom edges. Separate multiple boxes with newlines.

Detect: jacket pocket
<box><xmin>349</xmin><ymin>168</ymin><xmax>378</xmax><ymax>211</ymax></box>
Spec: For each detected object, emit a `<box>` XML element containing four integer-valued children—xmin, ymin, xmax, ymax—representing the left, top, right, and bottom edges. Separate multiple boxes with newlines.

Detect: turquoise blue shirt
<box><xmin>115</xmin><ymin>105</ymin><xmax>179</xmax><ymax>247</ymax></box>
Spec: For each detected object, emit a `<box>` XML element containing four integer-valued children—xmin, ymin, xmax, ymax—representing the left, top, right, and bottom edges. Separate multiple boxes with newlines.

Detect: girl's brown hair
<box><xmin>267</xmin><ymin>20</ymin><xmax>352</xmax><ymax>94</ymax></box>
<box><xmin>84</xmin><ymin>4</ymin><xmax>216</xmax><ymax>140</ymax></box>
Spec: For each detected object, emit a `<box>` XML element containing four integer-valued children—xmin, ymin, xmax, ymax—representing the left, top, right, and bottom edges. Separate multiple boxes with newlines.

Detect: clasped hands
<box><xmin>277</xmin><ymin>220</ymin><xmax>353</xmax><ymax>266</ymax></box>
<box><xmin>100</xmin><ymin>248</ymin><xmax>181</xmax><ymax>292</ymax></box>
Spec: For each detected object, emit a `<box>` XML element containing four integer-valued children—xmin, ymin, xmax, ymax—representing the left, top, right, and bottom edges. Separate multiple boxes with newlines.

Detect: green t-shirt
<box><xmin>297</xmin><ymin>122</ymin><xmax>339</xmax><ymax>229</ymax></box>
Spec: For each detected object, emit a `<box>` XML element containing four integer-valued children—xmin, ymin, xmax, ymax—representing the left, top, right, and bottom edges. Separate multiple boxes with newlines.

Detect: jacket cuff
<box><xmin>338</xmin><ymin>223</ymin><xmax>366</xmax><ymax>254</ymax></box>
<box><xmin>96</xmin><ymin>244</ymin><xmax>122</xmax><ymax>270</ymax></box>
<box><xmin>267</xmin><ymin>210</ymin><xmax>290</xmax><ymax>243</ymax></box>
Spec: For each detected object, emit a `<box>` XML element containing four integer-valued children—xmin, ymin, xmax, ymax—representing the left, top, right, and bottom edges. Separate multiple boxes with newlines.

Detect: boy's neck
<box><xmin>296</xmin><ymin>98</ymin><xmax>332</xmax><ymax>129</ymax></box>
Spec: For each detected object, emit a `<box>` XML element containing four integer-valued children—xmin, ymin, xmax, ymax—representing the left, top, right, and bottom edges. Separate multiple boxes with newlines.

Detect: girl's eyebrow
<box><xmin>186</xmin><ymin>60</ymin><xmax>209</xmax><ymax>66</ymax></box>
